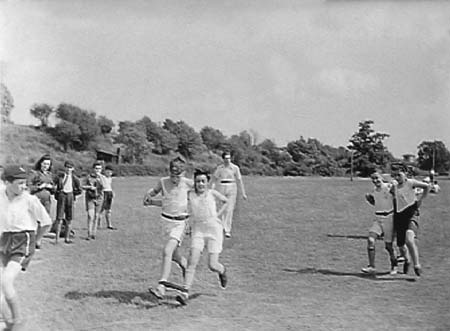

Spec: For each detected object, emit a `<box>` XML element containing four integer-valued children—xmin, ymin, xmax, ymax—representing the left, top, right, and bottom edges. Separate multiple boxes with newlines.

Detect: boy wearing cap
<box><xmin>143</xmin><ymin>156</ymin><xmax>193</xmax><ymax>298</ymax></box>
<box><xmin>54</xmin><ymin>161</ymin><xmax>82</xmax><ymax>244</ymax></box>
<box><xmin>0</xmin><ymin>165</ymin><xmax>52</xmax><ymax>330</ymax></box>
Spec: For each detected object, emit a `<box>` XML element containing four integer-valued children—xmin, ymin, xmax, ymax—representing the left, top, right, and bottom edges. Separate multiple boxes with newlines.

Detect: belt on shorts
<box><xmin>161</xmin><ymin>213</ymin><xmax>189</xmax><ymax>221</ymax></box>
<box><xmin>375</xmin><ymin>211</ymin><xmax>393</xmax><ymax>216</ymax></box>
<box><xmin>220</xmin><ymin>180</ymin><xmax>235</xmax><ymax>184</ymax></box>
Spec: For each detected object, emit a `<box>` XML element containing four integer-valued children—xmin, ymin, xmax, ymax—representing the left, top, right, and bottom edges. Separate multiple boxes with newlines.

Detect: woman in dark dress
<box><xmin>28</xmin><ymin>154</ymin><xmax>55</xmax><ymax>248</ymax></box>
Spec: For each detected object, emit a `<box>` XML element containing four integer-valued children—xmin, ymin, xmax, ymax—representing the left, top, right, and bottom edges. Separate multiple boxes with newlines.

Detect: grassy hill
<box><xmin>0</xmin><ymin>123</ymin><xmax>219</xmax><ymax>176</ymax></box>
<box><xmin>0</xmin><ymin>123</ymin><xmax>97</xmax><ymax>170</ymax></box>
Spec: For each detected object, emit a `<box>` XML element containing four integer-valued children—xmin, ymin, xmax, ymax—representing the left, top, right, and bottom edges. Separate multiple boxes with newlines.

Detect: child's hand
<box><xmin>365</xmin><ymin>193</ymin><xmax>375</xmax><ymax>205</ymax></box>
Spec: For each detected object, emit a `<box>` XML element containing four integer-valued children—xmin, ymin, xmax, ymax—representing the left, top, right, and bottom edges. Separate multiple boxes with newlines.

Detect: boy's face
<box><xmin>65</xmin><ymin>165</ymin><xmax>74</xmax><ymax>173</ymax></box>
<box><xmin>8</xmin><ymin>179</ymin><xmax>27</xmax><ymax>196</ymax></box>
<box><xmin>371</xmin><ymin>174</ymin><xmax>383</xmax><ymax>188</ymax></box>
<box><xmin>170</xmin><ymin>172</ymin><xmax>182</xmax><ymax>185</ymax></box>
<box><xmin>223</xmin><ymin>155</ymin><xmax>231</xmax><ymax>166</ymax></box>
<box><xmin>391</xmin><ymin>170</ymin><xmax>406</xmax><ymax>184</ymax></box>
<box><xmin>94</xmin><ymin>165</ymin><xmax>102</xmax><ymax>175</ymax></box>
<box><xmin>194</xmin><ymin>174</ymin><xmax>208</xmax><ymax>193</ymax></box>
<box><xmin>105</xmin><ymin>169</ymin><xmax>113</xmax><ymax>177</ymax></box>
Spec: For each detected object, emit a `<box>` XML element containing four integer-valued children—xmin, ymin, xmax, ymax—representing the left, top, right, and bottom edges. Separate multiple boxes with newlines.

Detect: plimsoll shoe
<box><xmin>361</xmin><ymin>266</ymin><xmax>376</xmax><ymax>274</ymax></box>
<box><xmin>403</xmin><ymin>260</ymin><xmax>410</xmax><ymax>274</ymax></box>
<box><xmin>219</xmin><ymin>267</ymin><xmax>228</xmax><ymax>288</ymax></box>
<box><xmin>176</xmin><ymin>290</ymin><xmax>189</xmax><ymax>306</ymax></box>
<box><xmin>390</xmin><ymin>266</ymin><xmax>398</xmax><ymax>276</ymax></box>
<box><xmin>414</xmin><ymin>265</ymin><xmax>422</xmax><ymax>277</ymax></box>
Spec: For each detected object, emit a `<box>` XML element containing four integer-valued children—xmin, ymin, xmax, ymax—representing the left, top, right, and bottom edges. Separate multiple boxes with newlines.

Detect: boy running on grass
<box><xmin>0</xmin><ymin>165</ymin><xmax>52</xmax><ymax>330</ymax></box>
<box><xmin>143</xmin><ymin>157</ymin><xmax>193</xmax><ymax>299</ymax></box>
<box><xmin>163</xmin><ymin>168</ymin><xmax>229</xmax><ymax>305</ymax></box>
<box><xmin>361</xmin><ymin>172</ymin><xmax>397</xmax><ymax>275</ymax></box>
<box><xmin>390</xmin><ymin>164</ymin><xmax>429</xmax><ymax>276</ymax></box>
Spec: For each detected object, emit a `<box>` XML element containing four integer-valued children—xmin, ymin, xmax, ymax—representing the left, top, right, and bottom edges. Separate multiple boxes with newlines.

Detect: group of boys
<box><xmin>362</xmin><ymin>163</ymin><xmax>431</xmax><ymax>277</ymax></box>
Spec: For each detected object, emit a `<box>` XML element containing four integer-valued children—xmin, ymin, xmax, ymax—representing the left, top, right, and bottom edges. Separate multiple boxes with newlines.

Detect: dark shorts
<box><xmin>56</xmin><ymin>192</ymin><xmax>74</xmax><ymax>222</ymax></box>
<box><xmin>394</xmin><ymin>203</ymin><xmax>419</xmax><ymax>247</ymax></box>
<box><xmin>102</xmin><ymin>191</ymin><xmax>113</xmax><ymax>211</ymax></box>
<box><xmin>0</xmin><ymin>231</ymin><xmax>36</xmax><ymax>271</ymax></box>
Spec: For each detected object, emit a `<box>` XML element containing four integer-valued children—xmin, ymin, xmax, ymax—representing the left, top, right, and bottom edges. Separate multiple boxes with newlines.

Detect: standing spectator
<box><xmin>99</xmin><ymin>165</ymin><xmax>117</xmax><ymax>230</ymax></box>
<box><xmin>54</xmin><ymin>161</ymin><xmax>82</xmax><ymax>244</ymax></box>
<box><xmin>27</xmin><ymin>154</ymin><xmax>55</xmax><ymax>249</ymax></box>
<box><xmin>143</xmin><ymin>156</ymin><xmax>193</xmax><ymax>299</ymax></box>
<box><xmin>0</xmin><ymin>165</ymin><xmax>52</xmax><ymax>330</ymax></box>
<box><xmin>82</xmin><ymin>162</ymin><xmax>104</xmax><ymax>240</ymax></box>
<box><xmin>212</xmin><ymin>151</ymin><xmax>247</xmax><ymax>238</ymax></box>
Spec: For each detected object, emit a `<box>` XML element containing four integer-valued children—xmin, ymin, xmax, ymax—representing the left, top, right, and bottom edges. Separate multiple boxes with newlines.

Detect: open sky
<box><xmin>1</xmin><ymin>0</ymin><xmax>450</xmax><ymax>157</ymax></box>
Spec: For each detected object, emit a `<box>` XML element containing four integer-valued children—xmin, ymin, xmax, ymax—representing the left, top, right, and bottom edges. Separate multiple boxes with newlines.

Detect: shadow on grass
<box><xmin>64</xmin><ymin>290</ymin><xmax>205</xmax><ymax>309</ymax></box>
<box><xmin>283</xmin><ymin>267</ymin><xmax>417</xmax><ymax>282</ymax></box>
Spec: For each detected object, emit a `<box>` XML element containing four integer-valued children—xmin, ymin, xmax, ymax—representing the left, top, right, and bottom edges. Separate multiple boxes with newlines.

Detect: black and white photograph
<box><xmin>1</xmin><ymin>1</ymin><xmax>449</xmax><ymax>330</ymax></box>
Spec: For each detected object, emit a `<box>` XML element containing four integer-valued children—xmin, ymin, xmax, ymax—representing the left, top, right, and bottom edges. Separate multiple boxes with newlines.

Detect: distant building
<box><xmin>96</xmin><ymin>146</ymin><xmax>121</xmax><ymax>164</ymax></box>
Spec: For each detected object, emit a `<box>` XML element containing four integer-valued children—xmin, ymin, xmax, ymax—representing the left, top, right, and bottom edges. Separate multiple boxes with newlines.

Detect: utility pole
<box><xmin>350</xmin><ymin>150</ymin><xmax>354</xmax><ymax>181</ymax></box>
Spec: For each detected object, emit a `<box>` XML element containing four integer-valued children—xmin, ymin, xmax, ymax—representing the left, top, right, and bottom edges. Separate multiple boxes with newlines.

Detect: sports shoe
<box><xmin>414</xmin><ymin>265</ymin><xmax>422</xmax><ymax>277</ymax></box>
<box><xmin>361</xmin><ymin>266</ymin><xmax>376</xmax><ymax>274</ymax></box>
<box><xmin>148</xmin><ymin>287</ymin><xmax>164</xmax><ymax>300</ymax></box>
<box><xmin>176</xmin><ymin>291</ymin><xmax>189</xmax><ymax>306</ymax></box>
<box><xmin>219</xmin><ymin>267</ymin><xmax>228</xmax><ymax>288</ymax></box>
<box><xmin>403</xmin><ymin>260</ymin><xmax>410</xmax><ymax>274</ymax></box>
<box><xmin>390</xmin><ymin>266</ymin><xmax>398</xmax><ymax>275</ymax></box>
<box><xmin>225</xmin><ymin>232</ymin><xmax>231</xmax><ymax>238</ymax></box>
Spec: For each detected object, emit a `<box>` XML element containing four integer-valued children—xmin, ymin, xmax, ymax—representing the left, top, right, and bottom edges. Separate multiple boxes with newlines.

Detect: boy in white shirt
<box><xmin>0</xmin><ymin>165</ymin><xmax>52</xmax><ymax>330</ymax></box>
<box><xmin>361</xmin><ymin>172</ymin><xmax>397</xmax><ymax>275</ymax></box>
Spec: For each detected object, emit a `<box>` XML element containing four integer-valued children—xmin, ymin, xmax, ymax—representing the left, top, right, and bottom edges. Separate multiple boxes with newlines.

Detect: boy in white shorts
<box><xmin>162</xmin><ymin>168</ymin><xmax>229</xmax><ymax>305</ymax></box>
<box><xmin>143</xmin><ymin>157</ymin><xmax>193</xmax><ymax>298</ymax></box>
<box><xmin>361</xmin><ymin>172</ymin><xmax>397</xmax><ymax>275</ymax></box>
<box><xmin>0</xmin><ymin>165</ymin><xmax>52</xmax><ymax>330</ymax></box>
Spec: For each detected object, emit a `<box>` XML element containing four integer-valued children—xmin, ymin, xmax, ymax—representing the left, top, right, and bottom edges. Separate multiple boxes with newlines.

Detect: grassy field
<box><xmin>8</xmin><ymin>176</ymin><xmax>450</xmax><ymax>330</ymax></box>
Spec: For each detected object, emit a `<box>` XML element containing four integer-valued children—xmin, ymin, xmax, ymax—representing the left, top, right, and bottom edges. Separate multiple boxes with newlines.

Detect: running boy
<box><xmin>361</xmin><ymin>172</ymin><xmax>397</xmax><ymax>275</ymax></box>
<box><xmin>390</xmin><ymin>164</ymin><xmax>430</xmax><ymax>276</ymax></box>
<box><xmin>143</xmin><ymin>157</ymin><xmax>193</xmax><ymax>298</ymax></box>
<box><xmin>165</xmin><ymin>168</ymin><xmax>229</xmax><ymax>305</ymax></box>
<box><xmin>0</xmin><ymin>165</ymin><xmax>52</xmax><ymax>330</ymax></box>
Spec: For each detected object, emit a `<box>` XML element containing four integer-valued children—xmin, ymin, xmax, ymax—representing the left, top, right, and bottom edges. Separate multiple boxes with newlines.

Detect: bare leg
<box><xmin>0</xmin><ymin>261</ymin><xmax>23</xmax><ymax>324</ymax></box>
<box><xmin>184</xmin><ymin>248</ymin><xmax>202</xmax><ymax>290</ymax></box>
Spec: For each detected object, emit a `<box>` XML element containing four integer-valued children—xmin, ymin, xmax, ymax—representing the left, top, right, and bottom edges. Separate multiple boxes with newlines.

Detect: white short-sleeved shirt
<box><xmin>0</xmin><ymin>188</ymin><xmax>52</xmax><ymax>233</ymax></box>
<box><xmin>102</xmin><ymin>175</ymin><xmax>113</xmax><ymax>192</ymax></box>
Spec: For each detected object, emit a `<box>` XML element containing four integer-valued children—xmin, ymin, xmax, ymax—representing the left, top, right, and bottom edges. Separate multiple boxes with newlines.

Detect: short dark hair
<box><xmin>194</xmin><ymin>168</ymin><xmax>211</xmax><ymax>181</ymax></box>
<box><xmin>64</xmin><ymin>160</ymin><xmax>74</xmax><ymax>168</ymax></box>
<box><xmin>105</xmin><ymin>165</ymin><xmax>113</xmax><ymax>171</ymax></box>
<box><xmin>93</xmin><ymin>161</ymin><xmax>103</xmax><ymax>168</ymax></box>
<box><xmin>222</xmin><ymin>151</ymin><xmax>231</xmax><ymax>159</ymax></box>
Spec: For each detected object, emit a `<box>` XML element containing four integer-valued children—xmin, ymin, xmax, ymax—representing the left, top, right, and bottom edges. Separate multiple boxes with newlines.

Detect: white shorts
<box><xmin>369</xmin><ymin>216</ymin><xmax>394</xmax><ymax>243</ymax></box>
<box><xmin>161</xmin><ymin>217</ymin><xmax>187</xmax><ymax>244</ymax></box>
<box><xmin>191</xmin><ymin>219</ymin><xmax>223</xmax><ymax>254</ymax></box>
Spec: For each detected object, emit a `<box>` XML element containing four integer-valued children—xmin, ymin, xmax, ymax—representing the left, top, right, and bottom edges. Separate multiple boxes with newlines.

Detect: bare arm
<box><xmin>235</xmin><ymin>166</ymin><xmax>247</xmax><ymax>200</ymax></box>
<box><xmin>143</xmin><ymin>180</ymin><xmax>163</xmax><ymax>206</ymax></box>
<box><xmin>212</xmin><ymin>189</ymin><xmax>229</xmax><ymax>218</ymax></box>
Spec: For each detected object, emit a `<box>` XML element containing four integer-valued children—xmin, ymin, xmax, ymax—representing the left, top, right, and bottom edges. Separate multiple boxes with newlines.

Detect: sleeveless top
<box><xmin>188</xmin><ymin>190</ymin><xmax>220</xmax><ymax>225</ymax></box>
<box><xmin>161</xmin><ymin>177</ymin><xmax>191</xmax><ymax>216</ymax></box>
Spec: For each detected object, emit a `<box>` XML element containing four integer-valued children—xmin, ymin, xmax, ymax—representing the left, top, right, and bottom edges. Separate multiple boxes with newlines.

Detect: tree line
<box><xmin>1</xmin><ymin>83</ymin><xmax>449</xmax><ymax>177</ymax></box>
